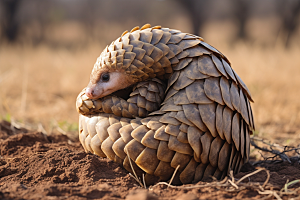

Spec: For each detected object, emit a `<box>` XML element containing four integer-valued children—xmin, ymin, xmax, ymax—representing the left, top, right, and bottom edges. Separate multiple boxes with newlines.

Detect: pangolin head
<box><xmin>85</xmin><ymin>25</ymin><xmax>155</xmax><ymax>99</ymax></box>
<box><xmin>85</xmin><ymin>49</ymin><xmax>136</xmax><ymax>99</ymax></box>
<box><xmin>85</xmin><ymin>24</ymin><xmax>171</xmax><ymax>99</ymax></box>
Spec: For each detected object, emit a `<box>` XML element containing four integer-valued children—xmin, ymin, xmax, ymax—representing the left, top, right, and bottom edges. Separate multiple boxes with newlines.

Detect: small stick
<box><xmin>38</xmin><ymin>123</ymin><xmax>47</xmax><ymax>135</ymax></box>
<box><xmin>168</xmin><ymin>165</ymin><xmax>180</xmax><ymax>188</ymax></box>
<box><xmin>228</xmin><ymin>179</ymin><xmax>239</xmax><ymax>189</ymax></box>
<box><xmin>230</xmin><ymin>170</ymin><xmax>234</xmax><ymax>183</ymax></box>
<box><xmin>142</xmin><ymin>173</ymin><xmax>147</xmax><ymax>189</ymax></box>
<box><xmin>251</xmin><ymin>137</ymin><xmax>300</xmax><ymax>162</ymax></box>
<box><xmin>235</xmin><ymin>167</ymin><xmax>270</xmax><ymax>189</ymax></box>
<box><xmin>126</xmin><ymin>148</ymin><xmax>144</xmax><ymax>187</ymax></box>
<box><xmin>257</xmin><ymin>190</ymin><xmax>282</xmax><ymax>200</ymax></box>
<box><xmin>262</xmin><ymin>169</ymin><xmax>270</xmax><ymax>188</ymax></box>
<box><xmin>129</xmin><ymin>173</ymin><xmax>141</xmax><ymax>186</ymax></box>
<box><xmin>219</xmin><ymin>176</ymin><xmax>228</xmax><ymax>184</ymax></box>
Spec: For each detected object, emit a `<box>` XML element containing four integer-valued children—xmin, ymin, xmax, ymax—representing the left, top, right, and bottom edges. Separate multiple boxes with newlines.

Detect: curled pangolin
<box><xmin>76</xmin><ymin>24</ymin><xmax>255</xmax><ymax>185</ymax></box>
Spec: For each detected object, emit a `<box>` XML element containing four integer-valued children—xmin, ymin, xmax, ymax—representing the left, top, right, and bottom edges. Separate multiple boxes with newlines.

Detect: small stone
<box><xmin>125</xmin><ymin>189</ymin><xmax>158</xmax><ymax>200</ymax></box>
<box><xmin>176</xmin><ymin>193</ymin><xmax>198</xmax><ymax>200</ymax></box>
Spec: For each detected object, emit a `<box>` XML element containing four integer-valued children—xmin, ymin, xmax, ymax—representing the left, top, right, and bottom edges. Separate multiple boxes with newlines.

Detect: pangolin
<box><xmin>76</xmin><ymin>24</ymin><xmax>255</xmax><ymax>185</ymax></box>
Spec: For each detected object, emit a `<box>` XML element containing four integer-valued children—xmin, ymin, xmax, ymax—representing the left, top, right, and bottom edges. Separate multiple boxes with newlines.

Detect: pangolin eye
<box><xmin>101</xmin><ymin>73</ymin><xmax>110</xmax><ymax>82</ymax></box>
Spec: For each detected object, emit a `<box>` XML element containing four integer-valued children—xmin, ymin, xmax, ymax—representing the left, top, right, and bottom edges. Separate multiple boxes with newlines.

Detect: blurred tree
<box><xmin>277</xmin><ymin>0</ymin><xmax>300</xmax><ymax>48</ymax></box>
<box><xmin>1</xmin><ymin>0</ymin><xmax>21</xmax><ymax>42</ymax></box>
<box><xmin>232</xmin><ymin>0</ymin><xmax>251</xmax><ymax>41</ymax></box>
<box><xmin>176</xmin><ymin>0</ymin><xmax>209</xmax><ymax>36</ymax></box>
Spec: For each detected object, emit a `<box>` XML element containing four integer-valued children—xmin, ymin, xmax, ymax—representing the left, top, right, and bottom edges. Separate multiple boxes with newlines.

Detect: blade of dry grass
<box><xmin>168</xmin><ymin>165</ymin><xmax>180</xmax><ymax>187</ymax></box>
<box><xmin>125</xmin><ymin>148</ymin><xmax>144</xmax><ymax>188</ymax></box>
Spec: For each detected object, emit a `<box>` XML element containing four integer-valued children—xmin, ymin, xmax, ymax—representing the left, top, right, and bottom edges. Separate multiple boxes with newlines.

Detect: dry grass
<box><xmin>0</xmin><ymin>24</ymin><xmax>300</xmax><ymax>144</ymax></box>
<box><xmin>225</xmin><ymin>43</ymin><xmax>300</xmax><ymax>137</ymax></box>
<box><xmin>150</xmin><ymin>169</ymin><xmax>300</xmax><ymax>200</ymax></box>
<box><xmin>0</xmin><ymin>44</ymin><xmax>102</xmax><ymax>133</ymax></box>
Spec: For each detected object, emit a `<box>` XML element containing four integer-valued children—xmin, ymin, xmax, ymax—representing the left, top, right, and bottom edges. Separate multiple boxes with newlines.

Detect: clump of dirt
<box><xmin>0</xmin><ymin>120</ymin><xmax>28</xmax><ymax>140</ymax></box>
<box><xmin>0</xmin><ymin>121</ymin><xmax>137</xmax><ymax>200</ymax></box>
<box><xmin>238</xmin><ymin>159</ymin><xmax>300</xmax><ymax>188</ymax></box>
<box><xmin>0</xmin><ymin>120</ymin><xmax>299</xmax><ymax>200</ymax></box>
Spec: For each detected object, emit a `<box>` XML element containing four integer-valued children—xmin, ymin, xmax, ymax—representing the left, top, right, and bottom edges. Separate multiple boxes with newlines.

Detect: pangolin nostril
<box><xmin>85</xmin><ymin>88</ymin><xmax>94</xmax><ymax>98</ymax></box>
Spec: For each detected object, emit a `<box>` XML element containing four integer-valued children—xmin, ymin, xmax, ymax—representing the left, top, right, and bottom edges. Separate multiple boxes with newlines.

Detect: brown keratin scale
<box><xmin>76</xmin><ymin>24</ymin><xmax>255</xmax><ymax>185</ymax></box>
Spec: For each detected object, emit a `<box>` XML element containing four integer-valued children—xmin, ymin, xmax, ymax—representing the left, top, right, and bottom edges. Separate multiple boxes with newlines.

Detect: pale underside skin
<box><xmin>85</xmin><ymin>71</ymin><xmax>134</xmax><ymax>99</ymax></box>
<box><xmin>76</xmin><ymin>24</ymin><xmax>255</xmax><ymax>185</ymax></box>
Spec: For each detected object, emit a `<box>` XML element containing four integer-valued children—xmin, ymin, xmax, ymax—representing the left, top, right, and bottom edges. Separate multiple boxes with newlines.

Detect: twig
<box><xmin>251</xmin><ymin>137</ymin><xmax>300</xmax><ymax>160</ymax></box>
<box><xmin>252</xmin><ymin>137</ymin><xmax>284</xmax><ymax>150</ymax></box>
<box><xmin>150</xmin><ymin>167</ymin><xmax>276</xmax><ymax>199</ymax></box>
<box><xmin>250</xmin><ymin>139</ymin><xmax>291</xmax><ymax>163</ymax></box>
<box><xmin>125</xmin><ymin>148</ymin><xmax>144</xmax><ymax>188</ymax></box>
<box><xmin>142</xmin><ymin>173</ymin><xmax>146</xmax><ymax>189</ymax></box>
<box><xmin>236</xmin><ymin>168</ymin><xmax>270</xmax><ymax>188</ymax></box>
<box><xmin>257</xmin><ymin>190</ymin><xmax>282</xmax><ymax>200</ymax></box>
<box><xmin>151</xmin><ymin>181</ymin><xmax>229</xmax><ymax>190</ymax></box>
<box><xmin>168</xmin><ymin>165</ymin><xmax>180</xmax><ymax>188</ymax></box>
<box><xmin>262</xmin><ymin>169</ymin><xmax>270</xmax><ymax>188</ymax></box>
<box><xmin>228</xmin><ymin>179</ymin><xmax>239</xmax><ymax>189</ymax></box>
<box><xmin>38</xmin><ymin>123</ymin><xmax>47</xmax><ymax>135</ymax></box>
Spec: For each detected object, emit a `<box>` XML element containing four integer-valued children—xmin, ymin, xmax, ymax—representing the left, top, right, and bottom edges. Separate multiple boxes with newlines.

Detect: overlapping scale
<box><xmin>77</xmin><ymin>24</ymin><xmax>254</xmax><ymax>185</ymax></box>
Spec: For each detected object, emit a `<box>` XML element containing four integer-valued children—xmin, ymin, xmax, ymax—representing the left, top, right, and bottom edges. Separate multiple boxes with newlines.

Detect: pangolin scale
<box><xmin>76</xmin><ymin>24</ymin><xmax>255</xmax><ymax>185</ymax></box>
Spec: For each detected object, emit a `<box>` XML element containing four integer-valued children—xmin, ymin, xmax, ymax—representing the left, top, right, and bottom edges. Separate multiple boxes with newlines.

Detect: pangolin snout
<box><xmin>85</xmin><ymin>87</ymin><xmax>95</xmax><ymax>99</ymax></box>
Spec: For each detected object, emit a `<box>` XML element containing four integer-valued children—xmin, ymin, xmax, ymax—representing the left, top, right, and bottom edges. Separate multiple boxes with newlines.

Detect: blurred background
<box><xmin>0</xmin><ymin>0</ymin><xmax>300</xmax><ymax>144</ymax></box>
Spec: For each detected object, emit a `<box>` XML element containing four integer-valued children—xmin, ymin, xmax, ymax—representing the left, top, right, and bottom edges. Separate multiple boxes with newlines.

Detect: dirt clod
<box><xmin>125</xmin><ymin>189</ymin><xmax>158</xmax><ymax>200</ymax></box>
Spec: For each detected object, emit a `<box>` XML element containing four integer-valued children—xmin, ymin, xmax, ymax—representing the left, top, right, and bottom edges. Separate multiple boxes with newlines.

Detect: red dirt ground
<box><xmin>0</xmin><ymin>120</ymin><xmax>299</xmax><ymax>200</ymax></box>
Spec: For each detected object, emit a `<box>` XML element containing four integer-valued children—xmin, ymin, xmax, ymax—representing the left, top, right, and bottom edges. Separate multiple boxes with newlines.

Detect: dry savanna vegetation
<box><xmin>0</xmin><ymin>19</ymin><xmax>300</xmax><ymax>199</ymax></box>
<box><xmin>1</xmin><ymin>22</ymin><xmax>300</xmax><ymax>144</ymax></box>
